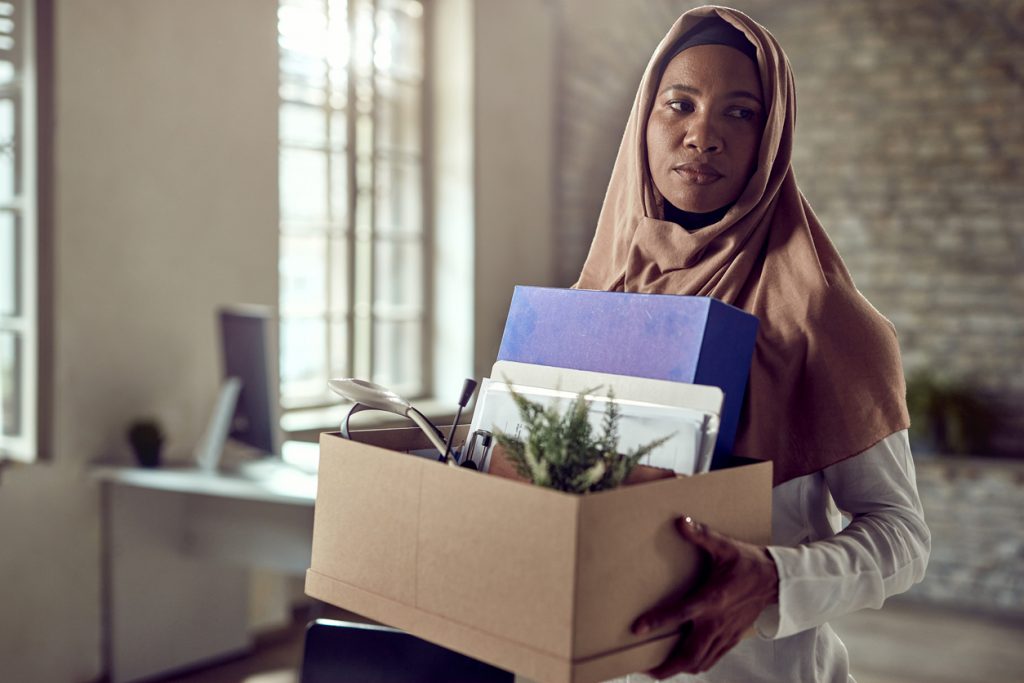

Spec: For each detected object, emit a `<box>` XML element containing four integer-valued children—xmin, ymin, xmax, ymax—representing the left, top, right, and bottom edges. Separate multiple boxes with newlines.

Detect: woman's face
<box><xmin>646</xmin><ymin>44</ymin><xmax>764</xmax><ymax>214</ymax></box>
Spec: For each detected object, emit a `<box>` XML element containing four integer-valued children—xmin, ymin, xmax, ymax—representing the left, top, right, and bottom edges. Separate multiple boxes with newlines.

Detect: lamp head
<box><xmin>327</xmin><ymin>378</ymin><xmax>412</xmax><ymax>416</ymax></box>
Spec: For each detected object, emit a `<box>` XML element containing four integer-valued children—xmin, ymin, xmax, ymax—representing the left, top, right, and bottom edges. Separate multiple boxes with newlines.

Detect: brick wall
<box><xmin>908</xmin><ymin>455</ymin><xmax>1024</xmax><ymax>615</ymax></box>
<box><xmin>554</xmin><ymin>0</ymin><xmax>1024</xmax><ymax>454</ymax></box>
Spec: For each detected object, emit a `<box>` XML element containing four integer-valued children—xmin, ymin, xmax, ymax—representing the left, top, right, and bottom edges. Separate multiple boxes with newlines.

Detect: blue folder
<box><xmin>496</xmin><ymin>287</ymin><xmax>759</xmax><ymax>467</ymax></box>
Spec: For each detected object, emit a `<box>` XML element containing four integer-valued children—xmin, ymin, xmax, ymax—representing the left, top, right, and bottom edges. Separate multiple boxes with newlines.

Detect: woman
<box><xmin>574</xmin><ymin>6</ymin><xmax>930</xmax><ymax>682</ymax></box>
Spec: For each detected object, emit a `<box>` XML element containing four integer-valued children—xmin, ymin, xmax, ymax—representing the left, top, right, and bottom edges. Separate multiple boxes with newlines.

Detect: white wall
<box><xmin>471</xmin><ymin>0</ymin><xmax>558</xmax><ymax>378</ymax></box>
<box><xmin>0</xmin><ymin>1</ymin><xmax>558</xmax><ymax>680</ymax></box>
<box><xmin>0</xmin><ymin>1</ymin><xmax>278</xmax><ymax>680</ymax></box>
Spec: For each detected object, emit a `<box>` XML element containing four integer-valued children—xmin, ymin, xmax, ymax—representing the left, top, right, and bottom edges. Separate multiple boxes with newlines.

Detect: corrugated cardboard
<box><xmin>305</xmin><ymin>427</ymin><xmax>772</xmax><ymax>683</ymax></box>
<box><xmin>496</xmin><ymin>287</ymin><xmax>759</xmax><ymax>468</ymax></box>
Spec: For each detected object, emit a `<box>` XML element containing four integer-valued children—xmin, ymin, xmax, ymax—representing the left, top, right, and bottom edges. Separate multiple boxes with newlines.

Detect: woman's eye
<box><xmin>726</xmin><ymin>107</ymin><xmax>756</xmax><ymax>120</ymax></box>
<box><xmin>668</xmin><ymin>100</ymin><xmax>694</xmax><ymax>113</ymax></box>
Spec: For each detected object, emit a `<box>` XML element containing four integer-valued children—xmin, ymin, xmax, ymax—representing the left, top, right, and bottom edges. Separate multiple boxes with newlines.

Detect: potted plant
<box><xmin>493</xmin><ymin>385</ymin><xmax>673</xmax><ymax>493</ymax></box>
<box><xmin>906</xmin><ymin>372</ymin><xmax>995</xmax><ymax>456</ymax></box>
<box><xmin>127</xmin><ymin>418</ymin><xmax>165</xmax><ymax>468</ymax></box>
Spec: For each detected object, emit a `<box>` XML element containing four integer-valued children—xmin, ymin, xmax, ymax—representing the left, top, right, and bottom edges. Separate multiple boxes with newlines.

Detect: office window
<box><xmin>278</xmin><ymin>0</ymin><xmax>427</xmax><ymax>410</ymax></box>
<box><xmin>0</xmin><ymin>0</ymin><xmax>37</xmax><ymax>463</ymax></box>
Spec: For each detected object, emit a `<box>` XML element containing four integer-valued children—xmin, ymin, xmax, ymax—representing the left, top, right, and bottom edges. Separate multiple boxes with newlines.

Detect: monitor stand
<box><xmin>194</xmin><ymin>377</ymin><xmax>242</xmax><ymax>472</ymax></box>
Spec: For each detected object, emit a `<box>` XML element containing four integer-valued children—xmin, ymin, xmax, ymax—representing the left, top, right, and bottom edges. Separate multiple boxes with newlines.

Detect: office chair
<box><xmin>300</xmin><ymin>619</ymin><xmax>514</xmax><ymax>683</ymax></box>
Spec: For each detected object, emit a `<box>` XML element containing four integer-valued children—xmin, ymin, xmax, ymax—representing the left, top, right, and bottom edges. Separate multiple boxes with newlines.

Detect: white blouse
<box><xmin>618</xmin><ymin>429</ymin><xmax>931</xmax><ymax>683</ymax></box>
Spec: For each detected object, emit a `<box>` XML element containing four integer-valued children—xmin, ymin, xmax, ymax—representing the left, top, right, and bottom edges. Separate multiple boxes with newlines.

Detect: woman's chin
<box><xmin>670</xmin><ymin>197</ymin><xmax>728</xmax><ymax>214</ymax></box>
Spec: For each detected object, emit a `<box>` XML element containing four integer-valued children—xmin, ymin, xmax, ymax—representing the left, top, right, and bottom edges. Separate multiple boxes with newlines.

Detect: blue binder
<box><xmin>496</xmin><ymin>286</ymin><xmax>759</xmax><ymax>467</ymax></box>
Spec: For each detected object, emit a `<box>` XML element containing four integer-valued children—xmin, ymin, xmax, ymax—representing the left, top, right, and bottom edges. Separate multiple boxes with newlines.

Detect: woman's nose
<box><xmin>684</xmin><ymin>116</ymin><xmax>723</xmax><ymax>153</ymax></box>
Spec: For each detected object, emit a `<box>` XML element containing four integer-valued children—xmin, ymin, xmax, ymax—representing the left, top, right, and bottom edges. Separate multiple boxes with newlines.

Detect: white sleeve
<box><xmin>755</xmin><ymin>429</ymin><xmax>931</xmax><ymax>639</ymax></box>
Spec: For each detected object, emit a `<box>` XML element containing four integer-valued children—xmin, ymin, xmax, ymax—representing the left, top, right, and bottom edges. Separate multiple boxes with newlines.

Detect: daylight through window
<box><xmin>278</xmin><ymin>0</ymin><xmax>426</xmax><ymax>410</ymax></box>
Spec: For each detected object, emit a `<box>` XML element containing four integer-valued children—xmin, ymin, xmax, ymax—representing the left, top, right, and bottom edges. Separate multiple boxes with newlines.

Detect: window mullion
<box><xmin>367</xmin><ymin>0</ymin><xmax>379</xmax><ymax>384</ymax></box>
<box><xmin>344</xmin><ymin>0</ymin><xmax>359</xmax><ymax>380</ymax></box>
<box><xmin>322</xmin><ymin>0</ymin><xmax>334</xmax><ymax>381</ymax></box>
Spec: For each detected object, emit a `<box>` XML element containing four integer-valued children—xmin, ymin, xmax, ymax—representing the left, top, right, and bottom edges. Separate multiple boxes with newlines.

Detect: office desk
<box><xmin>95</xmin><ymin>464</ymin><xmax>316</xmax><ymax>683</ymax></box>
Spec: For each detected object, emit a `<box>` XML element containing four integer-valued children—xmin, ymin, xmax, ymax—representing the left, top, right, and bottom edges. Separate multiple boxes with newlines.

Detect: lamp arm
<box><xmin>407</xmin><ymin>408</ymin><xmax>453</xmax><ymax>463</ymax></box>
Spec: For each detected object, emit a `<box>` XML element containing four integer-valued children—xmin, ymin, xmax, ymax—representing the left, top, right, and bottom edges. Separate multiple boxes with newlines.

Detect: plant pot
<box><xmin>132</xmin><ymin>443</ymin><xmax>163</xmax><ymax>469</ymax></box>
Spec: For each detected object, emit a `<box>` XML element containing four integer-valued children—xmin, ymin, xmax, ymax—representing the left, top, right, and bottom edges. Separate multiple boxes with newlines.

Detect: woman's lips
<box><xmin>673</xmin><ymin>162</ymin><xmax>723</xmax><ymax>185</ymax></box>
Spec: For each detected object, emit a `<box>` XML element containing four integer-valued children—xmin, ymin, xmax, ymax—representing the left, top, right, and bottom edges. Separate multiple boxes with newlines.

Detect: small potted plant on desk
<box><xmin>127</xmin><ymin>418</ymin><xmax>166</xmax><ymax>469</ymax></box>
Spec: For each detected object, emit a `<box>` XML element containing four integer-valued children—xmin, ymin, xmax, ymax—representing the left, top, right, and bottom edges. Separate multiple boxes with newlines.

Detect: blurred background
<box><xmin>0</xmin><ymin>0</ymin><xmax>1021</xmax><ymax>681</ymax></box>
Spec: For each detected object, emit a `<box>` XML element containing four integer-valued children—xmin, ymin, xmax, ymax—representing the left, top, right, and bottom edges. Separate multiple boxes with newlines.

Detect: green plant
<box><xmin>493</xmin><ymin>384</ymin><xmax>673</xmax><ymax>494</ymax></box>
<box><xmin>906</xmin><ymin>372</ymin><xmax>995</xmax><ymax>455</ymax></box>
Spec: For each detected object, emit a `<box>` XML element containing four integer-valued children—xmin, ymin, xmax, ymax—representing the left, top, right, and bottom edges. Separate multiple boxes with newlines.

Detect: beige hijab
<box><xmin>574</xmin><ymin>5</ymin><xmax>909</xmax><ymax>485</ymax></box>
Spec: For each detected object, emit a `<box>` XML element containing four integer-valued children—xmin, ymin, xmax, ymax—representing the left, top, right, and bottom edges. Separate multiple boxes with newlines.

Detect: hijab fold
<box><xmin>574</xmin><ymin>6</ymin><xmax>909</xmax><ymax>485</ymax></box>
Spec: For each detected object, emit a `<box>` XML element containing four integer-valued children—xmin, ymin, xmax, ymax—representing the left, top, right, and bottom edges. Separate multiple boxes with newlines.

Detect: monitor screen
<box><xmin>219</xmin><ymin>306</ymin><xmax>281</xmax><ymax>456</ymax></box>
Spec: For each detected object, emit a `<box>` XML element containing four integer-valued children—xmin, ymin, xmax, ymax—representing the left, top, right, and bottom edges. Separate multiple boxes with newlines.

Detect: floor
<box><xmin>831</xmin><ymin>601</ymin><xmax>1024</xmax><ymax>683</ymax></box>
<box><xmin>159</xmin><ymin>601</ymin><xmax>1024</xmax><ymax>683</ymax></box>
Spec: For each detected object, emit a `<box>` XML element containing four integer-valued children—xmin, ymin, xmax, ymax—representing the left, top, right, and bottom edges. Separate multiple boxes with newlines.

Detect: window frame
<box><xmin>276</xmin><ymin>0</ymin><xmax>433</xmax><ymax>418</ymax></box>
<box><xmin>0</xmin><ymin>0</ymin><xmax>49</xmax><ymax>465</ymax></box>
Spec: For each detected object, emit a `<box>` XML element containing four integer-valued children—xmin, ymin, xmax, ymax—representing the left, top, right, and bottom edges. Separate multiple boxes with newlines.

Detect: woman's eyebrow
<box><xmin>659</xmin><ymin>84</ymin><xmax>763</xmax><ymax>105</ymax></box>
<box><xmin>727</xmin><ymin>90</ymin><xmax>763</xmax><ymax>104</ymax></box>
<box><xmin>660</xmin><ymin>84</ymin><xmax>701</xmax><ymax>96</ymax></box>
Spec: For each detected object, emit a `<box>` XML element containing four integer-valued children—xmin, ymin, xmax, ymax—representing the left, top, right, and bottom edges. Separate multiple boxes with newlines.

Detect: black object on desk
<box><xmin>300</xmin><ymin>619</ymin><xmax>513</xmax><ymax>683</ymax></box>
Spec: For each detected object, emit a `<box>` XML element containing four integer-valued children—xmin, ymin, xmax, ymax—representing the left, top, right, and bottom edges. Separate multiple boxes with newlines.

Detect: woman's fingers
<box><xmin>632</xmin><ymin>601</ymin><xmax>692</xmax><ymax>635</ymax></box>
<box><xmin>675</xmin><ymin>516</ymin><xmax>734</xmax><ymax>557</ymax></box>
<box><xmin>632</xmin><ymin>517</ymin><xmax>730</xmax><ymax>635</ymax></box>
<box><xmin>647</xmin><ymin>618</ymin><xmax>714</xmax><ymax>679</ymax></box>
<box><xmin>698</xmin><ymin>631</ymin><xmax>741</xmax><ymax>673</ymax></box>
<box><xmin>636</xmin><ymin>516</ymin><xmax>773</xmax><ymax>676</ymax></box>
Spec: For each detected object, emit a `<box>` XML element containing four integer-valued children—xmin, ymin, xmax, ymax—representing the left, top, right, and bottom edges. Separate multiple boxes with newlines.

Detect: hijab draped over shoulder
<box><xmin>574</xmin><ymin>5</ymin><xmax>909</xmax><ymax>485</ymax></box>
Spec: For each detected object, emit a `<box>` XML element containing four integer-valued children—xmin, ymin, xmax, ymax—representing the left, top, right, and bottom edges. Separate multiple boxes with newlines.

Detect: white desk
<box><xmin>95</xmin><ymin>461</ymin><xmax>317</xmax><ymax>683</ymax></box>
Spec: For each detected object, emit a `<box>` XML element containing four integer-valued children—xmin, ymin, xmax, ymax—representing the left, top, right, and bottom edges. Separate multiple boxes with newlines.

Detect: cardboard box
<box><xmin>305</xmin><ymin>427</ymin><xmax>772</xmax><ymax>683</ymax></box>
<box><xmin>496</xmin><ymin>287</ymin><xmax>759</xmax><ymax>468</ymax></box>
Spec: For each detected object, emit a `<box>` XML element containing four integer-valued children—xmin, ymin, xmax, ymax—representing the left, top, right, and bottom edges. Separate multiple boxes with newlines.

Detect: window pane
<box><xmin>280</xmin><ymin>147</ymin><xmax>329</xmax><ymax>223</ymax></box>
<box><xmin>0</xmin><ymin>330</ymin><xmax>19</xmax><ymax>437</ymax></box>
<box><xmin>328</xmin><ymin>317</ymin><xmax>349</xmax><ymax>377</ymax></box>
<box><xmin>329</xmin><ymin>110</ymin><xmax>348</xmax><ymax>151</ymax></box>
<box><xmin>352</xmin><ymin>0</ymin><xmax>375</xmax><ymax>74</ymax></box>
<box><xmin>372</xmin><ymin>319</ymin><xmax>420</xmax><ymax>394</ymax></box>
<box><xmin>0</xmin><ymin>2</ymin><xmax>14</xmax><ymax>77</ymax></box>
<box><xmin>280</xmin><ymin>102</ymin><xmax>328</xmax><ymax>148</ymax></box>
<box><xmin>279</xmin><ymin>80</ymin><xmax>327</xmax><ymax>107</ymax></box>
<box><xmin>0</xmin><ymin>97</ymin><xmax>15</xmax><ymax>203</ymax></box>
<box><xmin>328</xmin><ymin>235</ymin><xmax>348</xmax><ymax>315</ymax></box>
<box><xmin>377</xmin><ymin>79</ymin><xmax>421</xmax><ymax>155</ymax></box>
<box><xmin>326</xmin><ymin>0</ymin><xmax>350</xmax><ymax>92</ymax></box>
<box><xmin>0</xmin><ymin>210</ymin><xmax>15</xmax><ymax>315</ymax></box>
<box><xmin>377</xmin><ymin>1</ymin><xmax>423</xmax><ymax>79</ymax></box>
<box><xmin>280</xmin><ymin>233</ymin><xmax>327</xmax><ymax>317</ymax></box>
<box><xmin>278</xmin><ymin>1</ymin><xmax>328</xmax><ymax>86</ymax></box>
<box><xmin>328</xmin><ymin>150</ymin><xmax>348</xmax><ymax>226</ymax></box>
<box><xmin>280</xmin><ymin>316</ymin><xmax>327</xmax><ymax>400</ymax></box>
<box><xmin>376</xmin><ymin>160</ymin><xmax>421</xmax><ymax>234</ymax></box>
<box><xmin>373</xmin><ymin>238</ymin><xmax>422</xmax><ymax>309</ymax></box>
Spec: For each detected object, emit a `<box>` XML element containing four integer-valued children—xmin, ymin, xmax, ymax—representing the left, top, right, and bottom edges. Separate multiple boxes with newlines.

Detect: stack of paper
<box><xmin>466</xmin><ymin>361</ymin><xmax>723</xmax><ymax>477</ymax></box>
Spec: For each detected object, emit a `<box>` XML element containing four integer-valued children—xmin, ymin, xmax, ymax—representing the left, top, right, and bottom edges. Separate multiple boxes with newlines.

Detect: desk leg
<box><xmin>106</xmin><ymin>485</ymin><xmax>250</xmax><ymax>683</ymax></box>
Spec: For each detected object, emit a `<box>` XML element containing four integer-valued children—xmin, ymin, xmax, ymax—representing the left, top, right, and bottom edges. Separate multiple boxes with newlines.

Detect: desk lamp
<box><xmin>328</xmin><ymin>378</ymin><xmax>454</xmax><ymax>464</ymax></box>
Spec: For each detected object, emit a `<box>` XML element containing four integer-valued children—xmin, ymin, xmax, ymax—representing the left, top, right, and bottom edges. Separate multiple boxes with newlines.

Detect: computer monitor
<box><xmin>195</xmin><ymin>305</ymin><xmax>282</xmax><ymax>470</ymax></box>
<box><xmin>220</xmin><ymin>306</ymin><xmax>280</xmax><ymax>454</ymax></box>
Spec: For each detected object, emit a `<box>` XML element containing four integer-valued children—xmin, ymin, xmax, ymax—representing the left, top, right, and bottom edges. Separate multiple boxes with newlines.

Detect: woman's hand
<box><xmin>631</xmin><ymin>516</ymin><xmax>779</xmax><ymax>678</ymax></box>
